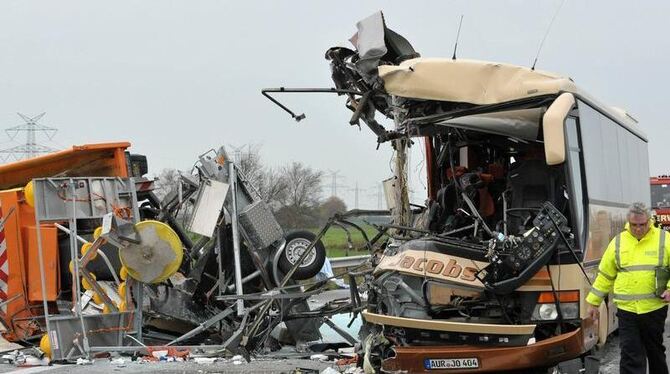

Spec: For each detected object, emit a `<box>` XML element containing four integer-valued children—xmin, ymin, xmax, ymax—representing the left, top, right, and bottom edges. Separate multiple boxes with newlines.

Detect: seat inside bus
<box><xmin>507</xmin><ymin>158</ymin><xmax>562</xmax><ymax>234</ymax></box>
<box><xmin>426</xmin><ymin>139</ymin><xmax>568</xmax><ymax>240</ymax></box>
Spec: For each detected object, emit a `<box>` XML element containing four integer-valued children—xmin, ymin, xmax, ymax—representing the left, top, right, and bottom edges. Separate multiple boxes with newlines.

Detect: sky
<box><xmin>0</xmin><ymin>1</ymin><xmax>668</xmax><ymax>210</ymax></box>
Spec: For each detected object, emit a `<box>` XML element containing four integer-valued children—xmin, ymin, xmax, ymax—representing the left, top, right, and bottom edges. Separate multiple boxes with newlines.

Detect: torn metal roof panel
<box><xmin>378</xmin><ymin>58</ymin><xmax>575</xmax><ymax>105</ymax></box>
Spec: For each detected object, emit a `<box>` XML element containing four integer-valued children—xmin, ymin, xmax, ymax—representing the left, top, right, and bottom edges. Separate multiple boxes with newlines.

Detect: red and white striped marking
<box><xmin>135</xmin><ymin>180</ymin><xmax>154</xmax><ymax>192</ymax></box>
<box><xmin>0</xmin><ymin>206</ymin><xmax>8</xmax><ymax>313</ymax></box>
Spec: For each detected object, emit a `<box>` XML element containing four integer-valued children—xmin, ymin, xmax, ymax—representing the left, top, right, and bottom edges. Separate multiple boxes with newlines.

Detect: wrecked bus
<box><xmin>265</xmin><ymin>12</ymin><xmax>650</xmax><ymax>373</ymax></box>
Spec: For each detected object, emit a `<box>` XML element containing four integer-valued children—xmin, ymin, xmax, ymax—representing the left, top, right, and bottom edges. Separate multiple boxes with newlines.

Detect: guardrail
<box><xmin>329</xmin><ymin>255</ymin><xmax>371</xmax><ymax>269</ymax></box>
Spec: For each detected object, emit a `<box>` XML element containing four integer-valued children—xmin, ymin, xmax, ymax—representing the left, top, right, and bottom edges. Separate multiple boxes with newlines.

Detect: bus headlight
<box><xmin>538</xmin><ymin>304</ymin><xmax>558</xmax><ymax>320</ymax></box>
<box><xmin>531</xmin><ymin>291</ymin><xmax>580</xmax><ymax>321</ymax></box>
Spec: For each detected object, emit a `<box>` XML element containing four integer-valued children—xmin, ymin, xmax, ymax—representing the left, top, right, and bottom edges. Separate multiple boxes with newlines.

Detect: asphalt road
<box><xmin>581</xmin><ymin>310</ymin><xmax>670</xmax><ymax>373</ymax></box>
<box><xmin>2</xmin><ymin>314</ymin><xmax>670</xmax><ymax>374</ymax></box>
<box><xmin>0</xmin><ymin>357</ymin><xmax>339</xmax><ymax>374</ymax></box>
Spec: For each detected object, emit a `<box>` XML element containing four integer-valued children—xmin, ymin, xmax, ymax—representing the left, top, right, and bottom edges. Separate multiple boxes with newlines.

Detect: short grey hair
<box><xmin>628</xmin><ymin>202</ymin><xmax>650</xmax><ymax>219</ymax></box>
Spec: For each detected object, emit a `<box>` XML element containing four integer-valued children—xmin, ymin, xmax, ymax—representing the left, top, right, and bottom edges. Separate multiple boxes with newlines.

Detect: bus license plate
<box><xmin>424</xmin><ymin>358</ymin><xmax>479</xmax><ymax>370</ymax></box>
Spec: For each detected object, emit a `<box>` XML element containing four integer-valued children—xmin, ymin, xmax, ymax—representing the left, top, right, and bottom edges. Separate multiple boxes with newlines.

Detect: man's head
<box><xmin>628</xmin><ymin>202</ymin><xmax>651</xmax><ymax>240</ymax></box>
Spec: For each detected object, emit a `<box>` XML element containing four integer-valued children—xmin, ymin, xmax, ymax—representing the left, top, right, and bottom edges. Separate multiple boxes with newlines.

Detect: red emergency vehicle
<box><xmin>651</xmin><ymin>175</ymin><xmax>670</xmax><ymax>228</ymax></box>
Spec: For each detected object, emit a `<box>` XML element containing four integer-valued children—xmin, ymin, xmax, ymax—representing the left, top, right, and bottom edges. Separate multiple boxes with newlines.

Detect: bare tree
<box><xmin>258</xmin><ymin>168</ymin><xmax>288</xmax><ymax>209</ymax></box>
<box><xmin>153</xmin><ymin>168</ymin><xmax>181</xmax><ymax>200</ymax></box>
<box><xmin>274</xmin><ymin>162</ymin><xmax>323</xmax><ymax>229</ymax></box>
<box><xmin>235</xmin><ymin>144</ymin><xmax>288</xmax><ymax>209</ymax></box>
<box><xmin>235</xmin><ymin>144</ymin><xmax>263</xmax><ymax>188</ymax></box>
<box><xmin>283</xmin><ymin>162</ymin><xmax>323</xmax><ymax>211</ymax></box>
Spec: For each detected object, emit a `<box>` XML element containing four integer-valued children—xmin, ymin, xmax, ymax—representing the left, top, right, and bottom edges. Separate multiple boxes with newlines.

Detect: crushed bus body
<box><xmin>265</xmin><ymin>11</ymin><xmax>650</xmax><ymax>373</ymax></box>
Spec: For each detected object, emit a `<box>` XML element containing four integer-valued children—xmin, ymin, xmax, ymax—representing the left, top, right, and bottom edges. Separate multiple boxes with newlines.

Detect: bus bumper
<box><xmin>381</xmin><ymin>327</ymin><xmax>586</xmax><ymax>373</ymax></box>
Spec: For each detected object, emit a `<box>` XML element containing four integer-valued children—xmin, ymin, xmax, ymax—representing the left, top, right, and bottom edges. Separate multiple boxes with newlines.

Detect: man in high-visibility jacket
<box><xmin>586</xmin><ymin>202</ymin><xmax>670</xmax><ymax>374</ymax></box>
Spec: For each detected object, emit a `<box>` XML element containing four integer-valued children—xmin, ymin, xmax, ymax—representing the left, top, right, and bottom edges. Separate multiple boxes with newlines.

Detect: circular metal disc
<box><xmin>119</xmin><ymin>220</ymin><xmax>183</xmax><ymax>284</ymax></box>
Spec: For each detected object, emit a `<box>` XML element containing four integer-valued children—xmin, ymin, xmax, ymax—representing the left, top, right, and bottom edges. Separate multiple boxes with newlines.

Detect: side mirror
<box><xmin>543</xmin><ymin>92</ymin><xmax>576</xmax><ymax>165</ymax></box>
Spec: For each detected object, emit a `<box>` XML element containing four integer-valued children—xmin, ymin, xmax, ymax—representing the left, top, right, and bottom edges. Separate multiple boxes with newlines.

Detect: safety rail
<box><xmin>329</xmin><ymin>255</ymin><xmax>371</xmax><ymax>269</ymax></box>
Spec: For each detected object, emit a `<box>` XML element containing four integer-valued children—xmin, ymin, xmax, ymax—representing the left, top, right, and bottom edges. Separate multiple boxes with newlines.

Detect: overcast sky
<box><xmin>1</xmin><ymin>1</ymin><xmax>668</xmax><ymax>209</ymax></box>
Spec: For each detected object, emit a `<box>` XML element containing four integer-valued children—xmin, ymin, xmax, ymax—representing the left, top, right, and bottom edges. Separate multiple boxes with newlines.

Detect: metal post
<box><xmin>69</xmin><ymin>180</ymin><xmax>90</xmax><ymax>355</ymax></box>
<box><xmin>216</xmin><ymin>227</ymin><xmax>224</xmax><ymax>297</ymax></box>
<box><xmin>128</xmin><ymin>177</ymin><xmax>143</xmax><ymax>343</ymax></box>
<box><xmin>229</xmin><ymin>163</ymin><xmax>244</xmax><ymax>316</ymax></box>
<box><xmin>33</xmin><ymin>182</ymin><xmax>54</xmax><ymax>358</ymax></box>
<box><xmin>391</xmin><ymin>96</ymin><xmax>411</xmax><ymax>231</ymax></box>
<box><xmin>133</xmin><ymin>280</ymin><xmax>143</xmax><ymax>342</ymax></box>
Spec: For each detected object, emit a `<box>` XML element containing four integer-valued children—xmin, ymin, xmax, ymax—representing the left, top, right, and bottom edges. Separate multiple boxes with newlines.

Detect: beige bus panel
<box><xmin>362</xmin><ymin>310</ymin><xmax>536</xmax><ymax>335</ymax></box>
<box><xmin>543</xmin><ymin>93</ymin><xmax>575</xmax><ymax>165</ymax></box>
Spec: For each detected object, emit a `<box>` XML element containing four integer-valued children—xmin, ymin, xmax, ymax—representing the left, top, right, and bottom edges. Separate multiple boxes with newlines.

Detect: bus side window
<box><xmin>565</xmin><ymin>117</ymin><xmax>585</xmax><ymax>251</ymax></box>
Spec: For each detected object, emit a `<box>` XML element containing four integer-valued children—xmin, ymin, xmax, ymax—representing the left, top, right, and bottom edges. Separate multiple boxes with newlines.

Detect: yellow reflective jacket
<box><xmin>586</xmin><ymin>223</ymin><xmax>670</xmax><ymax>314</ymax></box>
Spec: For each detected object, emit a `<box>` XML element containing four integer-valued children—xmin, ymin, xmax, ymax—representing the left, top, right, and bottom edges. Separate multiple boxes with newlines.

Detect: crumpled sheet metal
<box><xmin>378</xmin><ymin>58</ymin><xmax>577</xmax><ymax>105</ymax></box>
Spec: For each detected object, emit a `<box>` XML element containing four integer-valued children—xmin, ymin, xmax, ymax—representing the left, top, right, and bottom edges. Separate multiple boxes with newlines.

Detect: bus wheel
<box><xmin>277</xmin><ymin>230</ymin><xmax>326</xmax><ymax>280</ymax></box>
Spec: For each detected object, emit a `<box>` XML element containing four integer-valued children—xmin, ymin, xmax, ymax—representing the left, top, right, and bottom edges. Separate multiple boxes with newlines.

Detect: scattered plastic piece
<box><xmin>151</xmin><ymin>349</ymin><xmax>168</xmax><ymax>360</ymax></box>
<box><xmin>76</xmin><ymin>357</ymin><xmax>93</xmax><ymax>365</ymax></box>
<box><xmin>193</xmin><ymin>357</ymin><xmax>218</xmax><ymax>364</ymax></box>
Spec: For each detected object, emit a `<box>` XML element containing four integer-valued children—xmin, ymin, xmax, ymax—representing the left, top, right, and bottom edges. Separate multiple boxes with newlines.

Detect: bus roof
<box><xmin>378</xmin><ymin>58</ymin><xmax>645</xmax><ymax>139</ymax></box>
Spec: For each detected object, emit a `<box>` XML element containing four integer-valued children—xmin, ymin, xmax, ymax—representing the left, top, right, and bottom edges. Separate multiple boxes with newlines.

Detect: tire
<box><xmin>278</xmin><ymin>230</ymin><xmax>326</xmax><ymax>280</ymax></box>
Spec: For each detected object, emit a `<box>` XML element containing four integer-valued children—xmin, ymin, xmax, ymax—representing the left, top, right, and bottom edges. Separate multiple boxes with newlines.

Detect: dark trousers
<box><xmin>618</xmin><ymin>305</ymin><xmax>669</xmax><ymax>374</ymax></box>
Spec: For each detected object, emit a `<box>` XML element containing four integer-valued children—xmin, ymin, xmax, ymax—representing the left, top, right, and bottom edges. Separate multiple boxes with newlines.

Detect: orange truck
<box><xmin>651</xmin><ymin>176</ymin><xmax>670</xmax><ymax>228</ymax></box>
<box><xmin>0</xmin><ymin>142</ymin><xmax>143</xmax><ymax>341</ymax></box>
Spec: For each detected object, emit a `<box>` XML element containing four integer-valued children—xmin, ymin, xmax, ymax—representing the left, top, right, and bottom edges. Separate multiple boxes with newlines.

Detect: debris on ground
<box><xmin>320</xmin><ymin>367</ymin><xmax>340</xmax><ymax>374</ymax></box>
<box><xmin>76</xmin><ymin>357</ymin><xmax>92</xmax><ymax>365</ymax></box>
<box><xmin>192</xmin><ymin>357</ymin><xmax>218</xmax><ymax>364</ymax></box>
<box><xmin>335</xmin><ymin>355</ymin><xmax>357</xmax><ymax>366</ymax></box>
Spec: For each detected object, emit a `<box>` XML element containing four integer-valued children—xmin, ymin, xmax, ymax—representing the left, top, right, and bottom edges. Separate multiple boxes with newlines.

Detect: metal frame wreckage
<box><xmin>0</xmin><ymin>141</ymin><xmax>372</xmax><ymax>364</ymax></box>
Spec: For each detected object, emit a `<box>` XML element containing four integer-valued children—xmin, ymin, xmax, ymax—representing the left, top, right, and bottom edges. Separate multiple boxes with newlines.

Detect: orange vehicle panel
<box><xmin>0</xmin><ymin>189</ymin><xmax>60</xmax><ymax>339</ymax></box>
<box><xmin>0</xmin><ymin>142</ymin><xmax>130</xmax><ymax>190</ymax></box>
<box><xmin>24</xmin><ymin>225</ymin><xmax>58</xmax><ymax>302</ymax></box>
